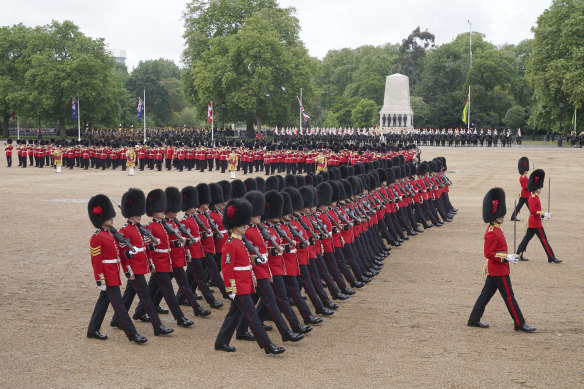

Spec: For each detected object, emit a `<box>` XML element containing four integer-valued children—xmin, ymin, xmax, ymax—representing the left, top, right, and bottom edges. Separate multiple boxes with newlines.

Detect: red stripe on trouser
<box><xmin>155</xmin><ymin>273</ymin><xmax>181</xmax><ymax>319</ymax></box>
<box><xmin>176</xmin><ymin>270</ymin><xmax>198</xmax><ymax>309</ymax></box>
<box><xmin>238</xmin><ymin>296</ymin><xmax>267</xmax><ymax>348</ymax></box>
<box><xmin>257</xmin><ymin>282</ymin><xmax>286</xmax><ymax>334</ymax></box>
<box><xmin>273</xmin><ymin>281</ymin><xmax>295</xmax><ymax>324</ymax></box>
<box><xmin>501</xmin><ymin>276</ymin><xmax>521</xmax><ymax>326</ymax></box>
<box><xmin>537</xmin><ymin>227</ymin><xmax>553</xmax><ymax>258</ymax></box>
<box><xmin>107</xmin><ymin>288</ymin><xmax>132</xmax><ymax>337</ymax></box>
<box><xmin>134</xmin><ymin>279</ymin><xmax>157</xmax><ymax>329</ymax></box>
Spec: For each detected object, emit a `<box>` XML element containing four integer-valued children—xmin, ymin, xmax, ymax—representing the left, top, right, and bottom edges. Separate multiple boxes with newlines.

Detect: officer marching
<box><xmin>227</xmin><ymin>147</ymin><xmax>238</xmax><ymax>179</ymax></box>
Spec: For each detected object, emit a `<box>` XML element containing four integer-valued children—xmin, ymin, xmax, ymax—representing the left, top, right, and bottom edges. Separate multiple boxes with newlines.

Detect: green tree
<box><xmin>183</xmin><ymin>0</ymin><xmax>316</xmax><ymax>132</ymax></box>
<box><xmin>527</xmin><ymin>0</ymin><xmax>584</xmax><ymax>133</ymax></box>
<box><xmin>351</xmin><ymin>98</ymin><xmax>378</xmax><ymax>127</ymax></box>
<box><xmin>393</xmin><ymin>26</ymin><xmax>435</xmax><ymax>91</ymax></box>
<box><xmin>504</xmin><ymin>105</ymin><xmax>528</xmax><ymax>128</ymax></box>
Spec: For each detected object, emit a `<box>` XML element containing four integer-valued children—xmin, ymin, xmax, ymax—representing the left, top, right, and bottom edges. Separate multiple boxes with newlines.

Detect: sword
<box><xmin>548</xmin><ymin>177</ymin><xmax>551</xmax><ymax>214</ymax></box>
<box><xmin>513</xmin><ymin>198</ymin><xmax>517</xmax><ymax>254</ymax></box>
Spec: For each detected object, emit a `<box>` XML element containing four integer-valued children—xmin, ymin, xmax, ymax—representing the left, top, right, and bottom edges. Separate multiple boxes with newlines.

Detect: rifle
<box><xmin>162</xmin><ymin>219</ymin><xmax>186</xmax><ymax>244</ymax></box>
<box><xmin>286</xmin><ymin>221</ymin><xmax>310</xmax><ymax>247</ymax></box>
<box><xmin>109</xmin><ymin>197</ymin><xmax>160</xmax><ymax>245</ymax></box>
<box><xmin>258</xmin><ymin>223</ymin><xmax>280</xmax><ymax>249</ymax></box>
<box><xmin>273</xmin><ymin>223</ymin><xmax>296</xmax><ymax>246</ymax></box>
<box><xmin>192</xmin><ymin>213</ymin><xmax>212</xmax><ymax>237</ymax></box>
<box><xmin>308</xmin><ymin>215</ymin><xmax>330</xmax><ymax>238</ymax></box>
<box><xmin>333</xmin><ymin>207</ymin><xmax>353</xmax><ymax>230</ymax></box>
<box><xmin>296</xmin><ymin>216</ymin><xmax>318</xmax><ymax>239</ymax></box>
<box><xmin>172</xmin><ymin>217</ymin><xmax>197</xmax><ymax>243</ymax></box>
<box><xmin>242</xmin><ymin>236</ymin><xmax>263</xmax><ymax>259</ymax></box>
<box><xmin>548</xmin><ymin>177</ymin><xmax>551</xmax><ymax>214</ymax></box>
<box><xmin>109</xmin><ymin>226</ymin><xmax>136</xmax><ymax>252</ymax></box>
<box><xmin>204</xmin><ymin>211</ymin><xmax>225</xmax><ymax>239</ymax></box>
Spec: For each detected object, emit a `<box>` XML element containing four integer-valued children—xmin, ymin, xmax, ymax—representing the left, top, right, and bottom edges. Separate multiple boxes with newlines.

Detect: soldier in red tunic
<box><xmin>86</xmin><ymin>194</ymin><xmax>148</xmax><ymax>343</ymax></box>
<box><xmin>109</xmin><ymin>188</ymin><xmax>174</xmax><ymax>336</ymax></box>
<box><xmin>515</xmin><ymin>169</ymin><xmax>562</xmax><ymax>263</ymax></box>
<box><xmin>510</xmin><ymin>157</ymin><xmax>530</xmax><ymax>221</ymax></box>
<box><xmin>214</xmin><ymin>199</ymin><xmax>286</xmax><ymax>354</ymax></box>
<box><xmin>467</xmin><ymin>188</ymin><xmax>536</xmax><ymax>332</ymax></box>
<box><xmin>4</xmin><ymin>139</ymin><xmax>13</xmax><ymax>167</ymax></box>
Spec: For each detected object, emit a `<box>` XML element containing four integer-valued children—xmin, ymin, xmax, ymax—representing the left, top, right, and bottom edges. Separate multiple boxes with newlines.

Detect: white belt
<box><xmin>102</xmin><ymin>259</ymin><xmax>119</xmax><ymax>264</ymax></box>
<box><xmin>219</xmin><ymin>230</ymin><xmax>227</xmax><ymax>234</ymax></box>
<box><xmin>154</xmin><ymin>248</ymin><xmax>171</xmax><ymax>253</ymax></box>
<box><xmin>288</xmin><ymin>249</ymin><xmax>297</xmax><ymax>254</ymax></box>
<box><xmin>133</xmin><ymin>247</ymin><xmax>146</xmax><ymax>253</ymax></box>
<box><xmin>234</xmin><ymin>265</ymin><xmax>252</xmax><ymax>271</ymax></box>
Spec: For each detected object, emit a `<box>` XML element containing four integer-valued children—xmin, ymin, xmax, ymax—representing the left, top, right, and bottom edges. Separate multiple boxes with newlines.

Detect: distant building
<box><xmin>111</xmin><ymin>48</ymin><xmax>127</xmax><ymax>64</ymax></box>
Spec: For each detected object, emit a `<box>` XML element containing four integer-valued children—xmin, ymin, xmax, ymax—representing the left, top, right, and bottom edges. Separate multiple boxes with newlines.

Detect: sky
<box><xmin>2</xmin><ymin>0</ymin><xmax>553</xmax><ymax>70</ymax></box>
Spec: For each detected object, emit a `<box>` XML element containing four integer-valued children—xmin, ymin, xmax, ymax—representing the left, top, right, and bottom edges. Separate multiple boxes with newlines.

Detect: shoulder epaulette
<box><xmin>488</xmin><ymin>225</ymin><xmax>494</xmax><ymax>232</ymax></box>
<box><xmin>227</xmin><ymin>237</ymin><xmax>234</xmax><ymax>243</ymax></box>
<box><xmin>93</xmin><ymin>229</ymin><xmax>101</xmax><ymax>236</ymax></box>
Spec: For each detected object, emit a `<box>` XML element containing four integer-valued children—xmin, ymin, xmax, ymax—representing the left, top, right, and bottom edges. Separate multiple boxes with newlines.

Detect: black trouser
<box><xmin>6</xmin><ymin>155</ymin><xmax>11</xmax><ymax>167</ymax></box>
<box><xmin>299</xmin><ymin>264</ymin><xmax>325</xmax><ymax>311</ymax></box>
<box><xmin>111</xmin><ymin>274</ymin><xmax>162</xmax><ymax>330</ymax></box>
<box><xmin>307</xmin><ymin>257</ymin><xmax>333</xmax><ymax>305</ymax></box>
<box><xmin>315</xmin><ymin>254</ymin><xmax>341</xmax><ymax>297</ymax></box>
<box><xmin>166</xmin><ymin>159</ymin><xmax>172</xmax><ymax>170</ymax></box>
<box><xmin>88</xmin><ymin>286</ymin><xmax>137</xmax><ymax>338</ymax></box>
<box><xmin>177</xmin><ymin>258</ymin><xmax>216</xmax><ymax>305</ymax></box>
<box><xmin>215</xmin><ymin>294</ymin><xmax>272</xmax><ymax>349</ymax></box>
<box><xmin>284</xmin><ymin>275</ymin><xmax>313</xmax><ymax>320</ymax></box>
<box><xmin>511</xmin><ymin>197</ymin><xmax>529</xmax><ymax>220</ymax></box>
<box><xmin>135</xmin><ymin>272</ymin><xmax>185</xmax><ymax>320</ymax></box>
<box><xmin>270</xmin><ymin>275</ymin><xmax>302</xmax><ymax>330</ymax></box>
<box><xmin>172</xmin><ymin>266</ymin><xmax>202</xmax><ymax>312</ymax></box>
<box><xmin>334</xmin><ymin>247</ymin><xmax>357</xmax><ymax>284</ymax></box>
<box><xmin>469</xmin><ymin>274</ymin><xmax>525</xmax><ymax>327</ymax></box>
<box><xmin>323</xmin><ymin>251</ymin><xmax>348</xmax><ymax>291</ymax></box>
<box><xmin>517</xmin><ymin>226</ymin><xmax>555</xmax><ymax>260</ymax></box>
<box><xmin>255</xmin><ymin>278</ymin><xmax>292</xmax><ymax>336</ymax></box>
<box><xmin>204</xmin><ymin>253</ymin><xmax>228</xmax><ymax>298</ymax></box>
<box><xmin>343</xmin><ymin>243</ymin><xmax>365</xmax><ymax>279</ymax></box>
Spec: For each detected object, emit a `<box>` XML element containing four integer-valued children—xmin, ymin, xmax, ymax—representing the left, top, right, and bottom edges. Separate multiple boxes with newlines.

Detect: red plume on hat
<box><xmin>88</xmin><ymin>194</ymin><xmax>116</xmax><ymax>228</ymax></box>
<box><xmin>482</xmin><ymin>188</ymin><xmax>506</xmax><ymax>223</ymax></box>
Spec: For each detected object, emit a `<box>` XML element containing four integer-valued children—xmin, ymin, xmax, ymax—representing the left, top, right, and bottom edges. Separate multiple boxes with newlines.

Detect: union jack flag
<box><xmin>137</xmin><ymin>98</ymin><xmax>143</xmax><ymax>122</ymax></box>
<box><xmin>297</xmin><ymin>96</ymin><xmax>310</xmax><ymax>122</ymax></box>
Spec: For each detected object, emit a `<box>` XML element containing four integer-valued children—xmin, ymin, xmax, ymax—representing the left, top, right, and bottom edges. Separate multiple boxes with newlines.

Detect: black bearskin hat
<box><xmin>329</xmin><ymin>181</ymin><xmax>341</xmax><ymax>202</ymax></box>
<box><xmin>319</xmin><ymin>171</ymin><xmax>329</xmax><ymax>181</ymax></box>
<box><xmin>196</xmin><ymin>183</ymin><xmax>211</xmax><ymax>205</ymax></box>
<box><xmin>316</xmin><ymin>174</ymin><xmax>324</xmax><ymax>184</ymax></box>
<box><xmin>348</xmin><ymin>176</ymin><xmax>361</xmax><ymax>196</ymax></box>
<box><xmin>528</xmin><ymin>169</ymin><xmax>545</xmax><ymax>192</ymax></box>
<box><xmin>305</xmin><ymin>174</ymin><xmax>315</xmax><ymax>186</ymax></box>
<box><xmin>482</xmin><ymin>187</ymin><xmax>506</xmax><ymax>223</ymax></box>
<box><xmin>88</xmin><ymin>194</ymin><xmax>116</xmax><ymax>228</ymax></box>
<box><xmin>340</xmin><ymin>165</ymin><xmax>349</xmax><ymax>179</ymax></box>
<box><xmin>264</xmin><ymin>190</ymin><xmax>284</xmax><ymax>219</ymax></box>
<box><xmin>209</xmin><ymin>183</ymin><xmax>224</xmax><ymax>206</ymax></box>
<box><xmin>231</xmin><ymin>179</ymin><xmax>247</xmax><ymax>199</ymax></box>
<box><xmin>283</xmin><ymin>187</ymin><xmax>303</xmax><ymax>211</ymax></box>
<box><xmin>299</xmin><ymin>186</ymin><xmax>315</xmax><ymax>208</ymax></box>
<box><xmin>340</xmin><ymin>179</ymin><xmax>353</xmax><ymax>198</ymax></box>
<box><xmin>281</xmin><ymin>191</ymin><xmax>293</xmax><ymax>215</ymax></box>
<box><xmin>222</xmin><ymin>199</ymin><xmax>252</xmax><ymax>229</ymax></box>
<box><xmin>277</xmin><ymin>175</ymin><xmax>285</xmax><ymax>190</ymax></box>
<box><xmin>285</xmin><ymin>174</ymin><xmax>297</xmax><ymax>188</ymax></box>
<box><xmin>295</xmin><ymin>175</ymin><xmax>306</xmax><ymax>187</ymax></box>
<box><xmin>417</xmin><ymin>162</ymin><xmax>428</xmax><ymax>176</ymax></box>
<box><xmin>244</xmin><ymin>190</ymin><xmax>265</xmax><ymax>217</ymax></box>
<box><xmin>146</xmin><ymin>189</ymin><xmax>167</xmax><ymax>216</ymax></box>
<box><xmin>377</xmin><ymin>168</ymin><xmax>387</xmax><ymax>184</ymax></box>
<box><xmin>265</xmin><ymin>176</ymin><xmax>280</xmax><ymax>191</ymax></box>
<box><xmin>244</xmin><ymin>178</ymin><xmax>257</xmax><ymax>192</ymax></box>
<box><xmin>316</xmin><ymin>182</ymin><xmax>333</xmax><ymax>206</ymax></box>
<box><xmin>121</xmin><ymin>188</ymin><xmax>146</xmax><ymax>218</ymax></box>
<box><xmin>518</xmin><ymin>157</ymin><xmax>529</xmax><ymax>174</ymax></box>
<box><xmin>165</xmin><ymin>187</ymin><xmax>182</xmax><ymax>213</ymax></box>
<box><xmin>354</xmin><ymin>162</ymin><xmax>364</xmax><ymax>175</ymax></box>
<box><xmin>255</xmin><ymin>177</ymin><xmax>266</xmax><ymax>193</ymax></box>
<box><xmin>218</xmin><ymin>180</ymin><xmax>232</xmax><ymax>202</ymax></box>
<box><xmin>181</xmin><ymin>186</ymin><xmax>199</xmax><ymax>211</ymax></box>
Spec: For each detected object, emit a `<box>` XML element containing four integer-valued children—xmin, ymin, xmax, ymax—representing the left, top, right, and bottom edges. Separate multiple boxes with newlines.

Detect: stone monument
<box><xmin>379</xmin><ymin>73</ymin><xmax>414</xmax><ymax>131</ymax></box>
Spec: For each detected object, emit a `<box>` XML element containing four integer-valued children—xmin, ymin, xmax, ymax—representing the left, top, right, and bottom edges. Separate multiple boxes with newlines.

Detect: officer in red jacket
<box><xmin>510</xmin><ymin>157</ymin><xmax>530</xmax><ymax>221</ymax></box>
<box><xmin>214</xmin><ymin>199</ymin><xmax>285</xmax><ymax>354</ymax></box>
<box><xmin>515</xmin><ymin>169</ymin><xmax>562</xmax><ymax>263</ymax></box>
<box><xmin>5</xmin><ymin>139</ymin><xmax>13</xmax><ymax>167</ymax></box>
<box><xmin>86</xmin><ymin>194</ymin><xmax>148</xmax><ymax>343</ymax></box>
<box><xmin>467</xmin><ymin>187</ymin><xmax>536</xmax><ymax>332</ymax></box>
<box><xmin>109</xmin><ymin>188</ymin><xmax>174</xmax><ymax>336</ymax></box>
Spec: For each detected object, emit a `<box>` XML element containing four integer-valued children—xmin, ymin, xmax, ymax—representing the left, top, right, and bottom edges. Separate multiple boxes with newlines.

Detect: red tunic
<box><xmin>90</xmin><ymin>229</ymin><xmax>123</xmax><ymax>287</ymax></box>
<box><xmin>146</xmin><ymin>220</ymin><xmax>173</xmax><ymax>273</ymax></box>
<box><xmin>245</xmin><ymin>225</ymin><xmax>271</xmax><ymax>280</ymax></box>
<box><xmin>484</xmin><ymin>224</ymin><xmax>509</xmax><ymax>277</ymax></box>
<box><xmin>519</xmin><ymin>174</ymin><xmax>529</xmax><ymax>198</ymax></box>
<box><xmin>210</xmin><ymin>210</ymin><xmax>229</xmax><ymax>253</ymax></box>
<box><xmin>221</xmin><ymin>235</ymin><xmax>255</xmax><ymax>295</ymax></box>
<box><xmin>197</xmin><ymin>211</ymin><xmax>215</xmax><ymax>254</ymax></box>
<box><xmin>118</xmin><ymin>222</ymin><xmax>150</xmax><ymax>275</ymax></box>
<box><xmin>316</xmin><ymin>211</ymin><xmax>334</xmax><ymax>253</ymax></box>
<box><xmin>265</xmin><ymin>225</ymin><xmax>286</xmax><ymax>276</ymax></box>
<box><xmin>181</xmin><ymin>214</ymin><xmax>204</xmax><ymax>259</ymax></box>
<box><xmin>279</xmin><ymin>224</ymin><xmax>299</xmax><ymax>275</ymax></box>
<box><xmin>528</xmin><ymin>194</ymin><xmax>543</xmax><ymax>228</ymax></box>
<box><xmin>165</xmin><ymin>218</ymin><xmax>187</xmax><ymax>268</ymax></box>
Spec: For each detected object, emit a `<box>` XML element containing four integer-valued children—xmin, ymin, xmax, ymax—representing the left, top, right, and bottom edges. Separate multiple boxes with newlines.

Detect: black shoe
<box><xmin>194</xmin><ymin>306</ymin><xmax>211</xmax><ymax>317</ymax></box>
<box><xmin>444</xmin><ymin>218</ymin><xmax>453</xmax><ymax>222</ymax></box>
<box><xmin>402</xmin><ymin>235</ymin><xmax>410</xmax><ymax>240</ymax></box>
<box><xmin>323</xmin><ymin>300</ymin><xmax>339</xmax><ymax>310</ymax></box>
<box><xmin>435</xmin><ymin>222</ymin><xmax>444</xmax><ymax>227</ymax></box>
<box><xmin>304</xmin><ymin>315</ymin><xmax>324</xmax><ymax>325</ymax></box>
<box><xmin>467</xmin><ymin>320</ymin><xmax>489</xmax><ymax>328</ymax></box>
<box><xmin>350</xmin><ymin>281</ymin><xmax>365</xmax><ymax>288</ymax></box>
<box><xmin>511</xmin><ymin>216</ymin><xmax>520</xmax><ymax>222</ymax></box>
<box><xmin>282</xmin><ymin>331</ymin><xmax>304</xmax><ymax>342</ymax></box>
<box><xmin>514</xmin><ymin>323</ymin><xmax>536</xmax><ymax>332</ymax></box>
<box><xmin>332</xmin><ymin>293</ymin><xmax>349</xmax><ymax>300</ymax></box>
<box><xmin>265</xmin><ymin>343</ymin><xmax>285</xmax><ymax>355</ymax></box>
<box><xmin>177</xmin><ymin>317</ymin><xmax>194</xmax><ymax>327</ymax></box>
<box><xmin>360</xmin><ymin>276</ymin><xmax>371</xmax><ymax>283</ymax></box>
<box><xmin>341</xmin><ymin>288</ymin><xmax>356</xmax><ymax>295</ymax></box>
<box><xmin>236</xmin><ymin>331</ymin><xmax>256</xmax><ymax>341</ymax></box>
<box><xmin>129</xmin><ymin>333</ymin><xmax>148</xmax><ymax>344</ymax></box>
<box><xmin>423</xmin><ymin>223</ymin><xmax>432</xmax><ymax>229</ymax></box>
<box><xmin>178</xmin><ymin>297</ymin><xmax>189</xmax><ymax>306</ymax></box>
<box><xmin>391</xmin><ymin>241</ymin><xmax>402</xmax><ymax>247</ymax></box>
<box><xmin>87</xmin><ymin>330</ymin><xmax>107</xmax><ymax>340</ymax></box>
<box><xmin>195</xmin><ymin>294</ymin><xmax>203</xmax><ymax>300</ymax></box>
<box><xmin>209</xmin><ymin>300</ymin><xmax>223</xmax><ymax>309</ymax></box>
<box><xmin>374</xmin><ymin>260</ymin><xmax>384</xmax><ymax>267</ymax></box>
<box><xmin>154</xmin><ymin>325</ymin><xmax>174</xmax><ymax>336</ymax></box>
<box><xmin>293</xmin><ymin>324</ymin><xmax>313</xmax><ymax>334</ymax></box>
<box><xmin>263</xmin><ymin>324</ymin><xmax>273</xmax><ymax>331</ymax></box>
<box><xmin>548</xmin><ymin>257</ymin><xmax>562</xmax><ymax>263</ymax></box>
<box><xmin>408</xmin><ymin>231</ymin><xmax>418</xmax><ymax>236</ymax></box>
<box><xmin>416</xmin><ymin>227</ymin><xmax>424</xmax><ymax>233</ymax></box>
<box><xmin>214</xmin><ymin>343</ymin><xmax>236</xmax><ymax>352</ymax></box>
<box><xmin>156</xmin><ymin>306</ymin><xmax>169</xmax><ymax>314</ymax></box>
<box><xmin>132</xmin><ymin>313</ymin><xmax>150</xmax><ymax>322</ymax></box>
<box><xmin>316</xmin><ymin>307</ymin><xmax>334</xmax><ymax>316</ymax></box>
<box><xmin>364</xmin><ymin>271</ymin><xmax>375</xmax><ymax>278</ymax></box>
<box><xmin>110</xmin><ymin>321</ymin><xmax>121</xmax><ymax>329</ymax></box>
<box><xmin>519</xmin><ymin>254</ymin><xmax>529</xmax><ymax>261</ymax></box>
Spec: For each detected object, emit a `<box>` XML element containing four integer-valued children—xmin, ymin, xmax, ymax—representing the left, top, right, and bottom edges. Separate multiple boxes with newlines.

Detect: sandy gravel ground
<box><xmin>0</xmin><ymin>145</ymin><xmax>582</xmax><ymax>388</ymax></box>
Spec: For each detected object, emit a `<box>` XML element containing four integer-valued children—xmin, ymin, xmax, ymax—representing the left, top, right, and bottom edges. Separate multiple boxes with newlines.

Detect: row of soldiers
<box><xmin>86</xmin><ymin>156</ymin><xmax>457</xmax><ymax>352</ymax></box>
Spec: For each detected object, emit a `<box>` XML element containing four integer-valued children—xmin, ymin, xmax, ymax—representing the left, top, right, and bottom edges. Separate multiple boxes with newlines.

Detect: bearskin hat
<box><xmin>283</xmin><ymin>187</ymin><xmax>303</xmax><ymax>211</ymax></box>
<box><xmin>295</xmin><ymin>175</ymin><xmax>306</xmax><ymax>187</ymax></box>
<box><xmin>244</xmin><ymin>178</ymin><xmax>257</xmax><ymax>192</ymax></box>
<box><xmin>348</xmin><ymin>176</ymin><xmax>361</xmax><ymax>196</ymax></box>
<box><xmin>277</xmin><ymin>175</ymin><xmax>285</xmax><ymax>190</ymax></box>
<box><xmin>281</xmin><ymin>191</ymin><xmax>293</xmax><ymax>215</ymax></box>
<box><xmin>428</xmin><ymin>160</ymin><xmax>437</xmax><ymax>173</ymax></box>
<box><xmin>354</xmin><ymin>162</ymin><xmax>364</xmax><ymax>175</ymax></box>
<box><xmin>255</xmin><ymin>177</ymin><xmax>266</xmax><ymax>193</ymax></box>
<box><xmin>316</xmin><ymin>182</ymin><xmax>333</xmax><ymax>206</ymax></box>
<box><xmin>377</xmin><ymin>168</ymin><xmax>387</xmax><ymax>184</ymax></box>
<box><xmin>231</xmin><ymin>179</ymin><xmax>247</xmax><ymax>199</ymax></box>
<box><xmin>181</xmin><ymin>186</ymin><xmax>199</xmax><ymax>211</ymax></box>
<box><xmin>528</xmin><ymin>169</ymin><xmax>545</xmax><ymax>192</ymax></box>
<box><xmin>244</xmin><ymin>190</ymin><xmax>265</xmax><ymax>217</ymax></box>
<box><xmin>340</xmin><ymin>179</ymin><xmax>353</xmax><ymax>198</ymax></box>
<box><xmin>340</xmin><ymin>165</ymin><xmax>349</xmax><ymax>179</ymax></box>
<box><xmin>329</xmin><ymin>181</ymin><xmax>341</xmax><ymax>202</ymax></box>
<box><xmin>518</xmin><ymin>157</ymin><xmax>529</xmax><ymax>174</ymax></box>
<box><xmin>222</xmin><ymin>199</ymin><xmax>252</xmax><ymax>229</ymax></box>
<box><xmin>146</xmin><ymin>189</ymin><xmax>167</xmax><ymax>216</ymax></box>
<box><xmin>7</xmin><ymin>139</ymin><xmax>12</xmax><ymax>144</ymax></box>
<box><xmin>264</xmin><ymin>190</ymin><xmax>284</xmax><ymax>219</ymax></box>
<box><xmin>316</xmin><ymin>174</ymin><xmax>324</xmax><ymax>184</ymax></box>
<box><xmin>305</xmin><ymin>174</ymin><xmax>314</xmax><ymax>187</ymax></box>
<box><xmin>165</xmin><ymin>187</ymin><xmax>182</xmax><ymax>213</ymax></box>
<box><xmin>299</xmin><ymin>186</ymin><xmax>315</xmax><ymax>208</ymax></box>
<box><xmin>218</xmin><ymin>180</ymin><xmax>232</xmax><ymax>202</ymax></box>
<box><xmin>482</xmin><ymin>187</ymin><xmax>506</xmax><ymax>223</ymax></box>
<box><xmin>319</xmin><ymin>171</ymin><xmax>329</xmax><ymax>182</ymax></box>
<box><xmin>121</xmin><ymin>188</ymin><xmax>146</xmax><ymax>218</ymax></box>
<box><xmin>196</xmin><ymin>183</ymin><xmax>211</xmax><ymax>205</ymax></box>
<box><xmin>88</xmin><ymin>194</ymin><xmax>116</xmax><ymax>228</ymax></box>
<box><xmin>285</xmin><ymin>174</ymin><xmax>297</xmax><ymax>188</ymax></box>
<box><xmin>265</xmin><ymin>176</ymin><xmax>280</xmax><ymax>191</ymax></box>
<box><xmin>417</xmin><ymin>162</ymin><xmax>428</xmax><ymax>176</ymax></box>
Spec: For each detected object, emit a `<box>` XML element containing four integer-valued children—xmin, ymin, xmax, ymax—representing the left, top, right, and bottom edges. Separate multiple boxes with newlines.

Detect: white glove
<box><xmin>544</xmin><ymin>212</ymin><xmax>552</xmax><ymax>220</ymax></box>
<box><xmin>228</xmin><ymin>293</ymin><xmax>236</xmax><ymax>301</ymax></box>
<box><xmin>128</xmin><ymin>248</ymin><xmax>138</xmax><ymax>256</ymax></box>
<box><xmin>257</xmin><ymin>254</ymin><xmax>268</xmax><ymax>265</ymax></box>
<box><xmin>507</xmin><ymin>254</ymin><xmax>518</xmax><ymax>264</ymax></box>
<box><xmin>99</xmin><ymin>284</ymin><xmax>107</xmax><ymax>292</ymax></box>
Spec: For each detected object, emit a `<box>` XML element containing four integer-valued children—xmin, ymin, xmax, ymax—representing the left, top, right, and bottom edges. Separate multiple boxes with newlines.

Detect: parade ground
<box><xmin>0</xmin><ymin>145</ymin><xmax>583</xmax><ymax>388</ymax></box>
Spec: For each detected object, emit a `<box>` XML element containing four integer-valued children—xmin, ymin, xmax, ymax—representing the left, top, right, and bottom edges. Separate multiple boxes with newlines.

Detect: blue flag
<box><xmin>137</xmin><ymin>98</ymin><xmax>144</xmax><ymax>123</ymax></box>
<box><xmin>71</xmin><ymin>99</ymin><xmax>78</xmax><ymax>121</ymax></box>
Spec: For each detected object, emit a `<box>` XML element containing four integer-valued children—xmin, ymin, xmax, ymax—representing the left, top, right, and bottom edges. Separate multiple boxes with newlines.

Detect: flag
<box><xmin>297</xmin><ymin>96</ymin><xmax>310</xmax><ymax>122</ymax></box>
<box><xmin>462</xmin><ymin>97</ymin><xmax>469</xmax><ymax>124</ymax></box>
<box><xmin>572</xmin><ymin>108</ymin><xmax>576</xmax><ymax>126</ymax></box>
<box><xmin>137</xmin><ymin>98</ymin><xmax>143</xmax><ymax>123</ymax></box>
<box><xmin>208</xmin><ymin>101</ymin><xmax>213</xmax><ymax>125</ymax></box>
<box><xmin>72</xmin><ymin>99</ymin><xmax>78</xmax><ymax>121</ymax></box>
<box><xmin>11</xmin><ymin>111</ymin><xmax>16</xmax><ymax>120</ymax></box>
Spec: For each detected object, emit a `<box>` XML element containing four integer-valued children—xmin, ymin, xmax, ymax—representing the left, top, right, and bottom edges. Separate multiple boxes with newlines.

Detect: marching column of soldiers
<box><xmin>86</xmin><ymin>156</ymin><xmax>458</xmax><ymax>351</ymax></box>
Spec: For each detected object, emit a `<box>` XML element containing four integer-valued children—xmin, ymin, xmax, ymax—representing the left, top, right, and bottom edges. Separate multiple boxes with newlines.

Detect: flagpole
<box><xmin>299</xmin><ymin>88</ymin><xmax>302</xmax><ymax>133</ymax></box>
<box><xmin>17</xmin><ymin>116</ymin><xmax>19</xmax><ymax>140</ymax></box>
<box><xmin>574</xmin><ymin>108</ymin><xmax>577</xmax><ymax>132</ymax></box>
<box><xmin>468</xmin><ymin>20</ymin><xmax>472</xmax><ymax>132</ymax></box>
<box><xmin>77</xmin><ymin>97</ymin><xmax>81</xmax><ymax>141</ymax></box>
<box><xmin>143</xmin><ymin>89</ymin><xmax>146</xmax><ymax>143</ymax></box>
<box><xmin>211</xmin><ymin>101</ymin><xmax>214</xmax><ymax>145</ymax></box>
